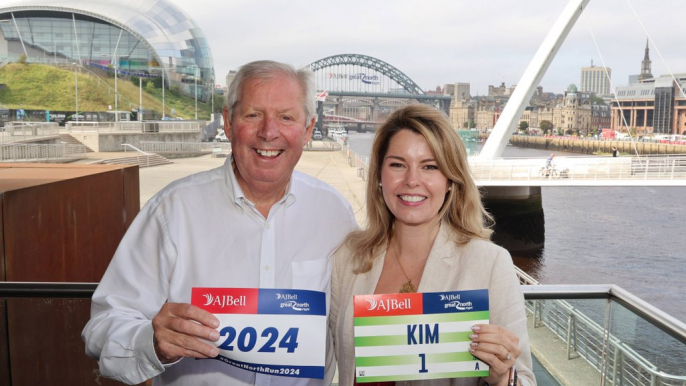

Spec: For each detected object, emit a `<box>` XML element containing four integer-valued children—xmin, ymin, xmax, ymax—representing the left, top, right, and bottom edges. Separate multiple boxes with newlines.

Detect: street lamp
<box><xmin>211</xmin><ymin>69</ymin><xmax>215</xmax><ymax>117</ymax></box>
<box><xmin>139</xmin><ymin>76</ymin><xmax>143</xmax><ymax>121</ymax></box>
<box><xmin>73</xmin><ymin>63</ymin><xmax>78</xmax><ymax>123</ymax></box>
<box><xmin>189</xmin><ymin>64</ymin><xmax>198</xmax><ymax>120</ymax></box>
<box><xmin>103</xmin><ymin>54</ymin><xmax>129</xmax><ymax>122</ymax></box>
<box><xmin>151</xmin><ymin>66</ymin><xmax>166</xmax><ymax>119</ymax></box>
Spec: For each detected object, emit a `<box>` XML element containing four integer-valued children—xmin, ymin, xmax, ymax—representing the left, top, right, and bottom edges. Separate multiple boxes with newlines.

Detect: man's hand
<box><xmin>152</xmin><ymin>302</ymin><xmax>221</xmax><ymax>364</ymax></box>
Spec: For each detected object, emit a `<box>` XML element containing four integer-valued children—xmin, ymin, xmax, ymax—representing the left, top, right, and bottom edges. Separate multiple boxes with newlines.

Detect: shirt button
<box><xmin>266</xmin><ymin>223</ymin><xmax>271</xmax><ymax>229</ymax></box>
<box><xmin>265</xmin><ymin>265</ymin><xmax>270</xmax><ymax>271</ymax></box>
<box><xmin>152</xmin><ymin>364</ymin><xmax>158</xmax><ymax>371</ymax></box>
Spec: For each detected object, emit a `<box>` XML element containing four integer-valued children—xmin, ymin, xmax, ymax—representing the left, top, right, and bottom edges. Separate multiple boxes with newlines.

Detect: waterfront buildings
<box><xmin>580</xmin><ymin>63</ymin><xmax>612</xmax><ymax>96</ymax></box>
<box><xmin>612</xmin><ymin>75</ymin><xmax>686</xmax><ymax>135</ymax></box>
<box><xmin>444</xmin><ymin>82</ymin><xmax>471</xmax><ymax>100</ymax></box>
<box><xmin>0</xmin><ymin>0</ymin><xmax>214</xmax><ymax>102</ymax></box>
<box><xmin>610</xmin><ymin>41</ymin><xmax>686</xmax><ymax>135</ymax></box>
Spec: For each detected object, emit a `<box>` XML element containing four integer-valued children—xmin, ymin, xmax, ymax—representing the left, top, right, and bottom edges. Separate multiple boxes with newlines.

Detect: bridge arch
<box><xmin>309</xmin><ymin>54</ymin><xmax>424</xmax><ymax>95</ymax></box>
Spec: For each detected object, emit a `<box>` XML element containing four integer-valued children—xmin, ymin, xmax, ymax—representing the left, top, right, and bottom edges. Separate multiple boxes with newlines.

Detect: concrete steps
<box><xmin>101</xmin><ymin>154</ymin><xmax>173</xmax><ymax>168</ymax></box>
<box><xmin>59</xmin><ymin>134</ymin><xmax>94</xmax><ymax>152</ymax></box>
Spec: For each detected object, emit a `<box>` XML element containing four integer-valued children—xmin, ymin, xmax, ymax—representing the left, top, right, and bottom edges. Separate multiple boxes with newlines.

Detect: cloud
<box><xmin>179</xmin><ymin>0</ymin><xmax>686</xmax><ymax>94</ymax></box>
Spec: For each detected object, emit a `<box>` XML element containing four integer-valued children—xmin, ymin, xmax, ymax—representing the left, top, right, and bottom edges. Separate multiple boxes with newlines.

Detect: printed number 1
<box><xmin>418</xmin><ymin>353</ymin><xmax>428</xmax><ymax>373</ymax></box>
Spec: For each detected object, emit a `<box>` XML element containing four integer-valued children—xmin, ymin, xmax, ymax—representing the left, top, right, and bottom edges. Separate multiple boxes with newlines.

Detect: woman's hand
<box><xmin>469</xmin><ymin>324</ymin><xmax>520</xmax><ymax>386</ymax></box>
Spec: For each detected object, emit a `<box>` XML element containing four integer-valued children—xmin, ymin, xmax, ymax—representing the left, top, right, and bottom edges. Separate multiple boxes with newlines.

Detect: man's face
<box><xmin>223</xmin><ymin>75</ymin><xmax>314</xmax><ymax>196</ymax></box>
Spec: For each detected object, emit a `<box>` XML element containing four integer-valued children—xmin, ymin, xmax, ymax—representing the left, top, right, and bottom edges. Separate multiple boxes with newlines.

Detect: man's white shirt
<box><xmin>82</xmin><ymin>156</ymin><xmax>357</xmax><ymax>385</ymax></box>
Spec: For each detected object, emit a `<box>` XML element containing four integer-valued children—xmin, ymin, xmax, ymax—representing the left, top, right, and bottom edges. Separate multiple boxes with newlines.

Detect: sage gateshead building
<box><xmin>0</xmin><ymin>0</ymin><xmax>214</xmax><ymax>102</ymax></box>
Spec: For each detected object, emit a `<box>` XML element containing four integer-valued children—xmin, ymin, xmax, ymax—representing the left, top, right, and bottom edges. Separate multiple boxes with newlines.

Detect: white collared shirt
<box><xmin>82</xmin><ymin>156</ymin><xmax>357</xmax><ymax>386</ymax></box>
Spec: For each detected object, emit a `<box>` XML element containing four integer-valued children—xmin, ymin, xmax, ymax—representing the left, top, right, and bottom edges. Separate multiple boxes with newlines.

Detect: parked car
<box><xmin>214</xmin><ymin>131</ymin><xmax>229</xmax><ymax>142</ymax></box>
<box><xmin>312</xmin><ymin>129</ymin><xmax>323</xmax><ymax>140</ymax></box>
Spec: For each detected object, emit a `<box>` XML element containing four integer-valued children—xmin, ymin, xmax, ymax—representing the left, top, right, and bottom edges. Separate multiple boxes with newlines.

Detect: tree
<box><xmin>518</xmin><ymin>121</ymin><xmax>529</xmax><ymax>133</ymax></box>
<box><xmin>213</xmin><ymin>93</ymin><xmax>226</xmax><ymax>114</ymax></box>
<box><xmin>590</xmin><ymin>94</ymin><xmax>606</xmax><ymax>105</ymax></box>
<box><xmin>540</xmin><ymin>120</ymin><xmax>553</xmax><ymax>134</ymax></box>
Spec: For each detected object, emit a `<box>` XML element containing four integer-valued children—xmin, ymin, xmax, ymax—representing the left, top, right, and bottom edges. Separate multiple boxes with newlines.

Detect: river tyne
<box><xmin>346</xmin><ymin>132</ymin><xmax>686</xmax><ymax>324</ymax></box>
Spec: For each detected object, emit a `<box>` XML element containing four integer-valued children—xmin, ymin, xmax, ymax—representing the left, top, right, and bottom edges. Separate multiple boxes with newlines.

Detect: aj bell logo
<box><xmin>366</xmin><ymin>298</ymin><xmax>411</xmax><ymax>312</ymax></box>
<box><xmin>202</xmin><ymin>294</ymin><xmax>246</xmax><ymax>308</ymax></box>
<box><xmin>439</xmin><ymin>294</ymin><xmax>461</xmax><ymax>301</ymax></box>
<box><xmin>276</xmin><ymin>293</ymin><xmax>298</xmax><ymax>301</ymax></box>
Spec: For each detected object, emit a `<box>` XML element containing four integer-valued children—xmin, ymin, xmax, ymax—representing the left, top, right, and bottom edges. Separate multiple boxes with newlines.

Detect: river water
<box><xmin>346</xmin><ymin>132</ymin><xmax>686</xmax><ymax>324</ymax></box>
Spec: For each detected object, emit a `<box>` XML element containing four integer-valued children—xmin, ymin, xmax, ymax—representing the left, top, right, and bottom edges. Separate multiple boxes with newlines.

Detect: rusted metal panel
<box><xmin>0</xmin><ymin>300</ymin><xmax>8</xmax><ymax>386</ymax></box>
<box><xmin>6</xmin><ymin>298</ymin><xmax>126</xmax><ymax>385</ymax></box>
<box><xmin>0</xmin><ymin>163</ymin><xmax>141</xmax><ymax>385</ymax></box>
<box><xmin>0</xmin><ymin>201</ymin><xmax>8</xmax><ymax>386</ymax></box>
<box><xmin>2</xmin><ymin>164</ymin><xmax>138</xmax><ymax>282</ymax></box>
<box><xmin>122</xmin><ymin>165</ymin><xmax>141</xmax><ymax>230</ymax></box>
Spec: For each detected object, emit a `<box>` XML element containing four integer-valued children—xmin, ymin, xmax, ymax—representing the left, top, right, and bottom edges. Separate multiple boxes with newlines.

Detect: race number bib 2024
<box><xmin>191</xmin><ymin>288</ymin><xmax>326</xmax><ymax>379</ymax></box>
<box><xmin>353</xmin><ymin>289</ymin><xmax>489</xmax><ymax>383</ymax></box>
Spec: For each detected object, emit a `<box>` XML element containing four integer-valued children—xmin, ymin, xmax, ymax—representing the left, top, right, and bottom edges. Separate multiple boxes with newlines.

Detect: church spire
<box><xmin>639</xmin><ymin>39</ymin><xmax>653</xmax><ymax>82</ymax></box>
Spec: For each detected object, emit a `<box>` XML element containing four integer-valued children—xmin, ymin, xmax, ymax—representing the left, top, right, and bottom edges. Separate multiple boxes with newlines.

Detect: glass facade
<box><xmin>0</xmin><ymin>0</ymin><xmax>214</xmax><ymax>102</ymax></box>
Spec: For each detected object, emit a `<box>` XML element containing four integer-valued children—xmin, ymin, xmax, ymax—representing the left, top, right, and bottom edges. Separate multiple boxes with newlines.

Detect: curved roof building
<box><xmin>0</xmin><ymin>0</ymin><xmax>214</xmax><ymax>102</ymax></box>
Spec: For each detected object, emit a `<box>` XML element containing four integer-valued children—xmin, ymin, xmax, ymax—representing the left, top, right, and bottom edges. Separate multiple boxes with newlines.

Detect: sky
<box><xmin>173</xmin><ymin>0</ymin><xmax>686</xmax><ymax>95</ymax></box>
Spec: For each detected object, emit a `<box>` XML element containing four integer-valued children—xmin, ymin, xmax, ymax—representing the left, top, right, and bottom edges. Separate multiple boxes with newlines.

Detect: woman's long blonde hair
<box><xmin>346</xmin><ymin>104</ymin><xmax>493</xmax><ymax>273</ymax></box>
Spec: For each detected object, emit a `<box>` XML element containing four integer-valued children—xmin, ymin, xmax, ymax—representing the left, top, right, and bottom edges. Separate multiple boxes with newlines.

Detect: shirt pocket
<box><xmin>291</xmin><ymin>258</ymin><xmax>332</xmax><ymax>292</ymax></box>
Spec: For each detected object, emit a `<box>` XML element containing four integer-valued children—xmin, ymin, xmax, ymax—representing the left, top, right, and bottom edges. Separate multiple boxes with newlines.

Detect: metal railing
<box><xmin>0</xmin><ymin>282</ymin><xmax>684</xmax><ymax>386</ymax></box>
<box><xmin>0</xmin><ymin>122</ymin><xmax>60</xmax><ymax>143</ymax></box>
<box><xmin>139</xmin><ymin>141</ymin><xmax>231</xmax><ymax>153</ymax></box>
<box><xmin>305</xmin><ymin>140</ymin><xmax>342</xmax><ymax>151</ymax></box>
<box><xmin>0</xmin><ymin>143</ymin><xmax>87</xmax><ymax>162</ymax></box>
<box><xmin>66</xmin><ymin>121</ymin><xmax>203</xmax><ymax>133</ymax></box>
<box><xmin>468</xmin><ymin>155</ymin><xmax>686</xmax><ymax>184</ymax></box>
<box><xmin>121</xmin><ymin>143</ymin><xmax>152</xmax><ymax>168</ymax></box>
<box><xmin>337</xmin><ymin>137</ymin><xmax>370</xmax><ymax>180</ymax></box>
<box><xmin>516</xmin><ymin>266</ymin><xmax>686</xmax><ymax>386</ymax></box>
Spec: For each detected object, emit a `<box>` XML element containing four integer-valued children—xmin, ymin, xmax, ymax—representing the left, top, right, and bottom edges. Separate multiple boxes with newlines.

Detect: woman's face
<box><xmin>380</xmin><ymin>129</ymin><xmax>450</xmax><ymax>229</ymax></box>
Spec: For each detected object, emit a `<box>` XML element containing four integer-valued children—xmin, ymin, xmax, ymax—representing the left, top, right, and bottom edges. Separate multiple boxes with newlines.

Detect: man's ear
<box><xmin>222</xmin><ymin>106</ymin><xmax>231</xmax><ymax>139</ymax></box>
<box><xmin>303</xmin><ymin>117</ymin><xmax>316</xmax><ymax>145</ymax></box>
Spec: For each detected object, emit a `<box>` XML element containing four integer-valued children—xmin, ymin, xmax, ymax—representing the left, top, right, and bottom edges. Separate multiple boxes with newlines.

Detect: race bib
<box><xmin>353</xmin><ymin>289</ymin><xmax>489</xmax><ymax>383</ymax></box>
<box><xmin>191</xmin><ymin>288</ymin><xmax>326</xmax><ymax>379</ymax></box>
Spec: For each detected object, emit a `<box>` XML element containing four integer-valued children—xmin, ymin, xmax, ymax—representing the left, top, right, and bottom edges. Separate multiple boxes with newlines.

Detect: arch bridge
<box><xmin>308</xmin><ymin>54</ymin><xmax>450</xmax><ymax>130</ymax></box>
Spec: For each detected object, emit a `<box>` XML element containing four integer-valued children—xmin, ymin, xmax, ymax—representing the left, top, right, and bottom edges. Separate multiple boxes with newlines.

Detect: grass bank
<box><xmin>0</xmin><ymin>63</ymin><xmax>218</xmax><ymax>120</ymax></box>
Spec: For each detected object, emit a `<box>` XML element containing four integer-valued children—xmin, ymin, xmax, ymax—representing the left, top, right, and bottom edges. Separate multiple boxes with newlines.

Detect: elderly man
<box><xmin>82</xmin><ymin>61</ymin><xmax>357</xmax><ymax>385</ymax></box>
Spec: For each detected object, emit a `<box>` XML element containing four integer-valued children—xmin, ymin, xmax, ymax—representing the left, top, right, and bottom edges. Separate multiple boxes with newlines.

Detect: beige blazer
<box><xmin>330</xmin><ymin>224</ymin><xmax>536</xmax><ymax>386</ymax></box>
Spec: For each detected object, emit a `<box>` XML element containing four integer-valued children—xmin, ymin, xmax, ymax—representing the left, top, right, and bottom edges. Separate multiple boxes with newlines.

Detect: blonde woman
<box><xmin>330</xmin><ymin>105</ymin><xmax>535</xmax><ymax>386</ymax></box>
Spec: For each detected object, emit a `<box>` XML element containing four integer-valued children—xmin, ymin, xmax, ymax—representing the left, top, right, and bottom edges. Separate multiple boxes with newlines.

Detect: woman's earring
<box><xmin>448</xmin><ymin>186</ymin><xmax>452</xmax><ymax>191</ymax></box>
<box><xmin>379</xmin><ymin>183</ymin><xmax>382</xmax><ymax>187</ymax></box>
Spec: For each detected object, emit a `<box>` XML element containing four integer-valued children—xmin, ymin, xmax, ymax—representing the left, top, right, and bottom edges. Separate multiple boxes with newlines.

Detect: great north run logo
<box><xmin>444</xmin><ymin>300</ymin><xmax>474</xmax><ymax>310</ymax></box>
<box><xmin>366</xmin><ymin>298</ymin><xmax>412</xmax><ymax>312</ymax></box>
<box><xmin>275</xmin><ymin>293</ymin><xmax>310</xmax><ymax>311</ymax></box>
<box><xmin>328</xmin><ymin>73</ymin><xmax>380</xmax><ymax>85</ymax></box>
